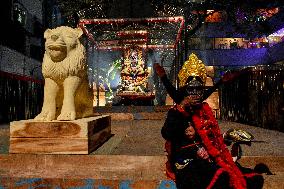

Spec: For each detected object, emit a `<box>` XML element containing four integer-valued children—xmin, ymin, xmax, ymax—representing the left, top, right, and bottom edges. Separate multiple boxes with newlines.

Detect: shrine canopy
<box><xmin>78</xmin><ymin>16</ymin><xmax>184</xmax><ymax>50</ymax></box>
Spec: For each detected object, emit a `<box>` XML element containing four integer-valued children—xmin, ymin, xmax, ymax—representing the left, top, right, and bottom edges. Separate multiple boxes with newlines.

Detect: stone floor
<box><xmin>0</xmin><ymin>120</ymin><xmax>283</xmax><ymax>188</ymax></box>
<box><xmin>92</xmin><ymin>120</ymin><xmax>284</xmax><ymax>157</ymax></box>
<box><xmin>2</xmin><ymin>120</ymin><xmax>283</xmax><ymax>156</ymax></box>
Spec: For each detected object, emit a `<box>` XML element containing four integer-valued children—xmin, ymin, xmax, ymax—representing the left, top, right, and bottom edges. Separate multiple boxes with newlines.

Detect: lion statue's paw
<box><xmin>57</xmin><ymin>111</ymin><xmax>76</xmax><ymax>121</ymax></box>
<box><xmin>34</xmin><ymin>111</ymin><xmax>56</xmax><ymax>121</ymax></box>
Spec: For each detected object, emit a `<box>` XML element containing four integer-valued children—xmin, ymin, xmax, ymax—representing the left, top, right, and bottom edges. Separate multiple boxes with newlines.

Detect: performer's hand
<box><xmin>221</xmin><ymin>68</ymin><xmax>249</xmax><ymax>83</ymax></box>
<box><xmin>197</xmin><ymin>147</ymin><xmax>210</xmax><ymax>160</ymax></box>
<box><xmin>180</xmin><ymin>96</ymin><xmax>200</xmax><ymax>108</ymax></box>
<box><xmin>221</xmin><ymin>70</ymin><xmax>239</xmax><ymax>83</ymax></box>
<box><xmin>154</xmin><ymin>63</ymin><xmax>166</xmax><ymax>77</ymax></box>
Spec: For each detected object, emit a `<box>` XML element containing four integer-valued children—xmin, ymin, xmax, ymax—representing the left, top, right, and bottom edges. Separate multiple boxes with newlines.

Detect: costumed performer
<box><xmin>154</xmin><ymin>53</ymin><xmax>264</xmax><ymax>189</ymax></box>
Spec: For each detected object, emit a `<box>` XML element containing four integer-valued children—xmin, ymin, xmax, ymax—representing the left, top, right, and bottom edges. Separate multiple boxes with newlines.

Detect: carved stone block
<box><xmin>9</xmin><ymin>115</ymin><xmax>111</xmax><ymax>154</ymax></box>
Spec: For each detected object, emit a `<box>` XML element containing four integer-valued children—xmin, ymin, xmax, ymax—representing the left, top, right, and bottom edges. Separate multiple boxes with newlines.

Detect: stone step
<box><xmin>93</xmin><ymin>105</ymin><xmax>171</xmax><ymax>121</ymax></box>
<box><xmin>263</xmin><ymin>172</ymin><xmax>284</xmax><ymax>189</ymax></box>
<box><xmin>0</xmin><ymin>154</ymin><xmax>283</xmax><ymax>188</ymax></box>
<box><xmin>95</xmin><ymin>106</ymin><xmax>172</xmax><ymax>113</ymax></box>
<box><xmin>0</xmin><ymin>178</ymin><xmax>176</xmax><ymax>189</ymax></box>
<box><xmin>100</xmin><ymin>112</ymin><xmax>167</xmax><ymax>120</ymax></box>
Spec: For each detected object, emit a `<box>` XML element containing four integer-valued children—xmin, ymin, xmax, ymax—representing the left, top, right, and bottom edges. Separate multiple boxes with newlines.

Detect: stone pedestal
<box><xmin>9</xmin><ymin>115</ymin><xmax>111</xmax><ymax>154</ymax></box>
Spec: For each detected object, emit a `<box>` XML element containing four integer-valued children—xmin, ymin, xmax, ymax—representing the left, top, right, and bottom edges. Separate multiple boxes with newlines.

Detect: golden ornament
<box><xmin>178</xmin><ymin>53</ymin><xmax>207</xmax><ymax>87</ymax></box>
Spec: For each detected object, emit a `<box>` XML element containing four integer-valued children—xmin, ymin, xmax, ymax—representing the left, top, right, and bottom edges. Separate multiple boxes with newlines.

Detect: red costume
<box><xmin>158</xmin><ymin>53</ymin><xmax>263</xmax><ymax>189</ymax></box>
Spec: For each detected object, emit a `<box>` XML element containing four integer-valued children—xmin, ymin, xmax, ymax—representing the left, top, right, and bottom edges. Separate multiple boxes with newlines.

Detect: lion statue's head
<box><xmin>42</xmin><ymin>26</ymin><xmax>86</xmax><ymax>80</ymax></box>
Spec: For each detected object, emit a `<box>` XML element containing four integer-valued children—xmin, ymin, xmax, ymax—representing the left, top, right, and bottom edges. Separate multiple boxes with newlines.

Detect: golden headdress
<box><xmin>178</xmin><ymin>53</ymin><xmax>207</xmax><ymax>87</ymax></box>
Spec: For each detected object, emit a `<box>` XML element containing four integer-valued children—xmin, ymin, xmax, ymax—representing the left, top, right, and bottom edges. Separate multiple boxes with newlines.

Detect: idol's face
<box><xmin>184</xmin><ymin>76</ymin><xmax>204</xmax><ymax>102</ymax></box>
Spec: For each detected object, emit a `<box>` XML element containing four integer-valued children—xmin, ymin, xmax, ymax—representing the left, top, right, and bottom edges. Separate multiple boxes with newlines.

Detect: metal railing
<box><xmin>0</xmin><ymin>71</ymin><xmax>43</xmax><ymax>123</ymax></box>
<box><xmin>220</xmin><ymin>65</ymin><xmax>284</xmax><ymax>132</ymax></box>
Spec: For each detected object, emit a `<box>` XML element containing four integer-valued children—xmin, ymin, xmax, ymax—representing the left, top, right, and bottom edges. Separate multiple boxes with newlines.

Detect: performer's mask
<box><xmin>184</xmin><ymin>76</ymin><xmax>204</xmax><ymax>101</ymax></box>
<box><xmin>178</xmin><ymin>53</ymin><xmax>207</xmax><ymax>102</ymax></box>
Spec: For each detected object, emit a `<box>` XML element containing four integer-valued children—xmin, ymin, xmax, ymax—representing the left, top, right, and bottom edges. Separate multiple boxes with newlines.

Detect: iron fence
<box><xmin>0</xmin><ymin>71</ymin><xmax>43</xmax><ymax>123</ymax></box>
<box><xmin>220</xmin><ymin>65</ymin><xmax>284</xmax><ymax>132</ymax></box>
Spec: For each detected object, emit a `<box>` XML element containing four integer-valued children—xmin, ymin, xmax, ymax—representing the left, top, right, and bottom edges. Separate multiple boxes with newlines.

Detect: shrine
<box><xmin>0</xmin><ymin>1</ymin><xmax>283</xmax><ymax>188</ymax></box>
<box><xmin>78</xmin><ymin>17</ymin><xmax>184</xmax><ymax>105</ymax></box>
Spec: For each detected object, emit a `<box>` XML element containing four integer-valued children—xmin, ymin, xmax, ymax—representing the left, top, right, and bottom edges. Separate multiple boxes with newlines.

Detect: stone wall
<box><xmin>0</xmin><ymin>45</ymin><xmax>42</xmax><ymax>80</ymax></box>
<box><xmin>17</xmin><ymin>0</ymin><xmax>42</xmax><ymax>21</ymax></box>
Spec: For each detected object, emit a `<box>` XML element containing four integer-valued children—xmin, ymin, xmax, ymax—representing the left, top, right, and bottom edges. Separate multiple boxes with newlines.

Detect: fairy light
<box><xmin>79</xmin><ymin>16</ymin><xmax>184</xmax><ymax>50</ymax></box>
<box><xmin>267</xmin><ymin>27</ymin><xmax>284</xmax><ymax>46</ymax></box>
<box><xmin>269</xmin><ymin>28</ymin><xmax>284</xmax><ymax>37</ymax></box>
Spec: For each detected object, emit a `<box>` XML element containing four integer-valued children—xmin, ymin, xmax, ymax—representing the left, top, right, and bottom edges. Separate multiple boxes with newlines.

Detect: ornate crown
<box><xmin>178</xmin><ymin>53</ymin><xmax>207</xmax><ymax>87</ymax></box>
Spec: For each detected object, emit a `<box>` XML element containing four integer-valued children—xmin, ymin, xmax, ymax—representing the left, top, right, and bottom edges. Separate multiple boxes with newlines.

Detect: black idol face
<box><xmin>184</xmin><ymin>76</ymin><xmax>204</xmax><ymax>101</ymax></box>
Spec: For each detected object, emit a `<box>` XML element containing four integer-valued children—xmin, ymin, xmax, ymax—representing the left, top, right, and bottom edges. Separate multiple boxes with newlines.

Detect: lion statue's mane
<box><xmin>42</xmin><ymin>28</ymin><xmax>86</xmax><ymax>80</ymax></box>
<box><xmin>35</xmin><ymin>26</ymin><xmax>93</xmax><ymax>121</ymax></box>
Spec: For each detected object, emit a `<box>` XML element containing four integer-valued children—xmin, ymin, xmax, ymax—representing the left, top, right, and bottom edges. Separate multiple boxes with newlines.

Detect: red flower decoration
<box><xmin>192</xmin><ymin>102</ymin><xmax>247</xmax><ymax>189</ymax></box>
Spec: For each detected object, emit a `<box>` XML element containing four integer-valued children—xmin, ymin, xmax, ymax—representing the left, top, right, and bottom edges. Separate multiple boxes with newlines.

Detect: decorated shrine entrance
<box><xmin>79</xmin><ymin>17</ymin><xmax>184</xmax><ymax>106</ymax></box>
<box><xmin>117</xmin><ymin>45</ymin><xmax>154</xmax><ymax>105</ymax></box>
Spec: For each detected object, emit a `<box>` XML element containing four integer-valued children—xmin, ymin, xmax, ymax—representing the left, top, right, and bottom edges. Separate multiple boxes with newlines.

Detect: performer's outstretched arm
<box><xmin>202</xmin><ymin>69</ymin><xmax>249</xmax><ymax>101</ymax></box>
<box><xmin>154</xmin><ymin>63</ymin><xmax>248</xmax><ymax>104</ymax></box>
<box><xmin>200</xmin><ymin>78</ymin><xmax>223</xmax><ymax>102</ymax></box>
<box><xmin>160</xmin><ymin>75</ymin><xmax>185</xmax><ymax>104</ymax></box>
<box><xmin>154</xmin><ymin>63</ymin><xmax>184</xmax><ymax>104</ymax></box>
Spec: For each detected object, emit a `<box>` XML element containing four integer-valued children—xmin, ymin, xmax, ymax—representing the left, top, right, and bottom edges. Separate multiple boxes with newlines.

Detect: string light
<box><xmin>79</xmin><ymin>16</ymin><xmax>184</xmax><ymax>50</ymax></box>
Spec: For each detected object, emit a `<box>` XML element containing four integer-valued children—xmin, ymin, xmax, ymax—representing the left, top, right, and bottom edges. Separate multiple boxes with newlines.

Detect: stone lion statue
<box><xmin>35</xmin><ymin>26</ymin><xmax>94</xmax><ymax>121</ymax></box>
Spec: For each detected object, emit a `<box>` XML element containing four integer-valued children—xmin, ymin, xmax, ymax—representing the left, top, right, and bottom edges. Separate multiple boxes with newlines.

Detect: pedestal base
<box><xmin>9</xmin><ymin>115</ymin><xmax>111</xmax><ymax>154</ymax></box>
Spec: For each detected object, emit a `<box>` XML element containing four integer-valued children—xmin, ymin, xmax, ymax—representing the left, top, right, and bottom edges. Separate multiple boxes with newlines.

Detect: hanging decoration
<box><xmin>78</xmin><ymin>16</ymin><xmax>185</xmax><ymax>50</ymax></box>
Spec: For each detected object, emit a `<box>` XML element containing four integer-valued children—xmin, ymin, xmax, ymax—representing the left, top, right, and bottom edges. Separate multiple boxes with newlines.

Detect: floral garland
<box><xmin>192</xmin><ymin>102</ymin><xmax>247</xmax><ymax>189</ymax></box>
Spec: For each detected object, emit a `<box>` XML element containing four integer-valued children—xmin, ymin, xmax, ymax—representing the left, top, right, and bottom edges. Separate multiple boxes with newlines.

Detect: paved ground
<box><xmin>1</xmin><ymin>120</ymin><xmax>284</xmax><ymax>156</ymax></box>
<box><xmin>0</xmin><ymin>120</ymin><xmax>283</xmax><ymax>188</ymax></box>
<box><xmin>91</xmin><ymin>120</ymin><xmax>284</xmax><ymax>157</ymax></box>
